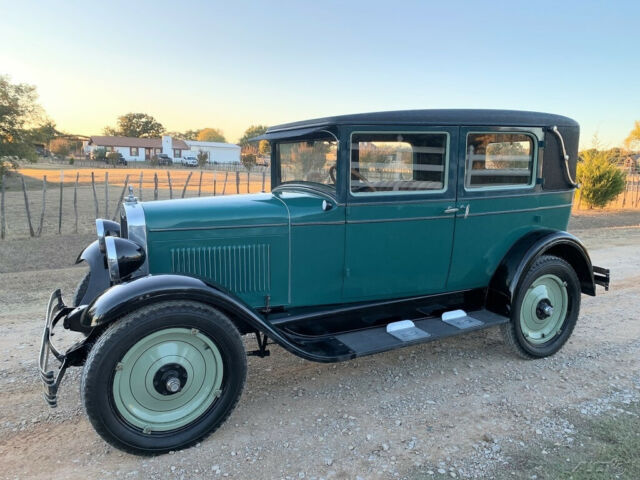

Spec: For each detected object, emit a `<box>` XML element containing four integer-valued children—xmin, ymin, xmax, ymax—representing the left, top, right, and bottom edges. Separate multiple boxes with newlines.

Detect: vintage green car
<box><xmin>39</xmin><ymin>109</ymin><xmax>609</xmax><ymax>454</ymax></box>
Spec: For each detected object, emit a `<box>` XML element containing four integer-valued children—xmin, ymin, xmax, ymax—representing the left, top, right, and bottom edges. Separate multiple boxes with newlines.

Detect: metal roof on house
<box><xmin>251</xmin><ymin>109</ymin><xmax>579</xmax><ymax>141</ymax></box>
<box><xmin>88</xmin><ymin>136</ymin><xmax>190</xmax><ymax>149</ymax></box>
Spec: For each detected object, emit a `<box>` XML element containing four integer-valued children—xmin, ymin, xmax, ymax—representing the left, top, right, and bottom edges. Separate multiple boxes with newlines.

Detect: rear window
<box><xmin>465</xmin><ymin>133</ymin><xmax>534</xmax><ymax>188</ymax></box>
<box><xmin>350</xmin><ymin>132</ymin><xmax>448</xmax><ymax>194</ymax></box>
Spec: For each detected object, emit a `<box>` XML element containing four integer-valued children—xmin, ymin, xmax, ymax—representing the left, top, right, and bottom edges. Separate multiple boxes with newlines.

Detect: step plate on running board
<box><xmin>441</xmin><ymin>309</ymin><xmax>484</xmax><ymax>329</ymax></box>
<box><xmin>386</xmin><ymin>320</ymin><xmax>431</xmax><ymax>342</ymax></box>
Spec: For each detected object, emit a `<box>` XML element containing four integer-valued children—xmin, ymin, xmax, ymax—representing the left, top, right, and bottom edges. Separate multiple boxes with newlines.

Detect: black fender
<box><xmin>487</xmin><ymin>230</ymin><xmax>595</xmax><ymax>316</ymax></box>
<box><xmin>79</xmin><ymin>274</ymin><xmax>340</xmax><ymax>363</ymax></box>
<box><xmin>75</xmin><ymin>240</ymin><xmax>110</xmax><ymax>305</ymax></box>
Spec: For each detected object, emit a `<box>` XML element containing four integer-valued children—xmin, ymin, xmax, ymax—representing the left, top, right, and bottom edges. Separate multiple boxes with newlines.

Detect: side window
<box><xmin>350</xmin><ymin>132</ymin><xmax>448</xmax><ymax>194</ymax></box>
<box><xmin>465</xmin><ymin>133</ymin><xmax>534</xmax><ymax>188</ymax></box>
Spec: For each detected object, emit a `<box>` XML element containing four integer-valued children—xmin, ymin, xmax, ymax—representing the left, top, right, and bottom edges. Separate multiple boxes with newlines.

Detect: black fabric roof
<box><xmin>256</xmin><ymin>109</ymin><xmax>578</xmax><ymax>139</ymax></box>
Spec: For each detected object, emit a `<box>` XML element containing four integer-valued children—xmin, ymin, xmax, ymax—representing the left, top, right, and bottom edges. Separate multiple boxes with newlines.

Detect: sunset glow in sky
<box><xmin>1</xmin><ymin>0</ymin><xmax>638</xmax><ymax>147</ymax></box>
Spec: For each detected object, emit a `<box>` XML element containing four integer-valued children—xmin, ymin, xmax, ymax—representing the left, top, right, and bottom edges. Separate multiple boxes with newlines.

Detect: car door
<box><xmin>343</xmin><ymin>126</ymin><xmax>458</xmax><ymax>301</ymax></box>
<box><xmin>447</xmin><ymin>126</ymin><xmax>552</xmax><ymax>291</ymax></box>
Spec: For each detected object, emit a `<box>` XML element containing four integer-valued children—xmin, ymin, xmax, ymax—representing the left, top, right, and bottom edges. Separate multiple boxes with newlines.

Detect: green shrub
<box><xmin>197</xmin><ymin>150</ymin><xmax>209</xmax><ymax>168</ymax></box>
<box><xmin>93</xmin><ymin>147</ymin><xmax>107</xmax><ymax>162</ymax></box>
<box><xmin>106</xmin><ymin>152</ymin><xmax>120</xmax><ymax>166</ymax></box>
<box><xmin>577</xmin><ymin>150</ymin><xmax>626</xmax><ymax>208</ymax></box>
<box><xmin>0</xmin><ymin>156</ymin><xmax>19</xmax><ymax>178</ymax></box>
<box><xmin>69</xmin><ymin>158</ymin><xmax>74</xmax><ymax>165</ymax></box>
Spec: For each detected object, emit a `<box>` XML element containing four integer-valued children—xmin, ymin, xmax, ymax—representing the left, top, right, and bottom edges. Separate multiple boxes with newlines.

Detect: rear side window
<box><xmin>350</xmin><ymin>132</ymin><xmax>448</xmax><ymax>194</ymax></box>
<box><xmin>465</xmin><ymin>133</ymin><xmax>534</xmax><ymax>188</ymax></box>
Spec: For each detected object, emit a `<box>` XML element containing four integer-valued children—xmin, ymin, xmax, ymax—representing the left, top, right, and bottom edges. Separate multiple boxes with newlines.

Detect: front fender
<box><xmin>78</xmin><ymin>274</ymin><xmax>341</xmax><ymax>363</ymax></box>
<box><xmin>76</xmin><ymin>240</ymin><xmax>110</xmax><ymax>305</ymax></box>
<box><xmin>487</xmin><ymin>230</ymin><xmax>595</xmax><ymax>316</ymax></box>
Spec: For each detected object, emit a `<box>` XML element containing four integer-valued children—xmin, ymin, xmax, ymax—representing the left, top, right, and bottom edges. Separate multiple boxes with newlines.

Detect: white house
<box><xmin>85</xmin><ymin>136</ymin><xmax>190</xmax><ymax>162</ymax></box>
<box><xmin>184</xmin><ymin>140</ymin><xmax>241</xmax><ymax>164</ymax></box>
<box><xmin>84</xmin><ymin>135</ymin><xmax>241</xmax><ymax>164</ymax></box>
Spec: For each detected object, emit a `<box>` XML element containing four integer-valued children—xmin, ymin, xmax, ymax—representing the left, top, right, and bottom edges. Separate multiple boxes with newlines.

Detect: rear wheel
<box><xmin>501</xmin><ymin>255</ymin><xmax>580</xmax><ymax>359</ymax></box>
<box><xmin>81</xmin><ymin>301</ymin><xmax>247</xmax><ymax>454</ymax></box>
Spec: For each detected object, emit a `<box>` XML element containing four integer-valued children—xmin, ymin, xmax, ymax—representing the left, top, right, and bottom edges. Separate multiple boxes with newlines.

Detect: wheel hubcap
<box><xmin>520</xmin><ymin>274</ymin><xmax>568</xmax><ymax>345</ymax></box>
<box><xmin>112</xmin><ymin>328</ymin><xmax>224</xmax><ymax>432</ymax></box>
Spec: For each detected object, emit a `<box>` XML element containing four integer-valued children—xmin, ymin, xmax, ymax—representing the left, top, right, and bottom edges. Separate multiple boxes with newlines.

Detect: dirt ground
<box><xmin>0</xmin><ymin>210</ymin><xmax>639</xmax><ymax>479</ymax></box>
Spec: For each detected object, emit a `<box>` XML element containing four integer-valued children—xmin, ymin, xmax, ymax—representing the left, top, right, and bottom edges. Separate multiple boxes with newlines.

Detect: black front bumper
<box><xmin>593</xmin><ymin>265</ymin><xmax>610</xmax><ymax>291</ymax></box>
<box><xmin>38</xmin><ymin>290</ymin><xmax>89</xmax><ymax>407</ymax></box>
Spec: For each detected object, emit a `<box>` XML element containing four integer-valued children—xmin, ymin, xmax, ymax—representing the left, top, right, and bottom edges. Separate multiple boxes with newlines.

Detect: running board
<box><xmin>280</xmin><ymin>309</ymin><xmax>509</xmax><ymax>361</ymax></box>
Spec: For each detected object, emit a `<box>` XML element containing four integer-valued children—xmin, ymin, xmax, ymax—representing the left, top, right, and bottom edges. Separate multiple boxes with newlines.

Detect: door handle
<box><xmin>443</xmin><ymin>206</ymin><xmax>460</xmax><ymax>214</ymax></box>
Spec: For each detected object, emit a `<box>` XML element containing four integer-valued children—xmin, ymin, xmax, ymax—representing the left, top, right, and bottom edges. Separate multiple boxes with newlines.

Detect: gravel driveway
<box><xmin>0</xmin><ymin>212</ymin><xmax>638</xmax><ymax>479</ymax></box>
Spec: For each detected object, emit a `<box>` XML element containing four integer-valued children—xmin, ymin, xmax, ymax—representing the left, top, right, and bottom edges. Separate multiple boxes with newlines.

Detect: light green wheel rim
<box><xmin>112</xmin><ymin>328</ymin><xmax>223</xmax><ymax>432</ymax></box>
<box><xmin>520</xmin><ymin>274</ymin><xmax>568</xmax><ymax>345</ymax></box>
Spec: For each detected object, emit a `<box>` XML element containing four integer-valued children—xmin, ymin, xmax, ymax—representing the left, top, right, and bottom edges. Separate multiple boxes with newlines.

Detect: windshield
<box><xmin>277</xmin><ymin>137</ymin><xmax>337</xmax><ymax>188</ymax></box>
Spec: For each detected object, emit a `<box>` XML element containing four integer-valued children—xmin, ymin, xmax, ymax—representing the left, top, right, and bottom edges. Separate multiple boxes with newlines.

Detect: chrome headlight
<box><xmin>96</xmin><ymin>219</ymin><xmax>121</xmax><ymax>253</ymax></box>
<box><xmin>104</xmin><ymin>237</ymin><xmax>146</xmax><ymax>282</ymax></box>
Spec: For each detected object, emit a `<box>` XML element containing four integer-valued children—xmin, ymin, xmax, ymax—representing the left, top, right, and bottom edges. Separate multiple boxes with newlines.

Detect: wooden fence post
<box><xmin>104</xmin><ymin>172</ymin><xmax>109</xmax><ymax>219</ymax></box>
<box><xmin>154</xmin><ymin>173</ymin><xmax>159</xmax><ymax>200</ymax></box>
<box><xmin>1</xmin><ymin>175</ymin><xmax>6</xmax><ymax>239</ymax></box>
<box><xmin>74</xmin><ymin>172</ymin><xmax>79</xmax><ymax>233</ymax></box>
<box><xmin>21</xmin><ymin>176</ymin><xmax>35</xmax><ymax>237</ymax></box>
<box><xmin>635</xmin><ymin>174</ymin><xmax>640</xmax><ymax>208</ymax></box>
<box><xmin>213</xmin><ymin>174</ymin><xmax>217</xmax><ymax>197</ymax></box>
<box><xmin>91</xmin><ymin>171</ymin><xmax>99</xmax><ymax>217</ymax></box>
<box><xmin>36</xmin><ymin>176</ymin><xmax>47</xmax><ymax>237</ymax></box>
<box><xmin>222</xmin><ymin>172</ymin><xmax>228</xmax><ymax>195</ymax></box>
<box><xmin>235</xmin><ymin>171</ymin><xmax>240</xmax><ymax>194</ymax></box>
<box><xmin>112</xmin><ymin>175</ymin><xmax>130</xmax><ymax>220</ymax></box>
<box><xmin>261</xmin><ymin>170</ymin><xmax>266</xmax><ymax>192</ymax></box>
<box><xmin>58</xmin><ymin>171</ymin><xmax>63</xmax><ymax>234</ymax></box>
<box><xmin>167</xmin><ymin>171</ymin><xmax>173</xmax><ymax>199</ymax></box>
<box><xmin>198</xmin><ymin>171</ymin><xmax>203</xmax><ymax>197</ymax></box>
<box><xmin>181</xmin><ymin>171</ymin><xmax>193</xmax><ymax>198</ymax></box>
<box><xmin>139</xmin><ymin>171</ymin><xmax>143</xmax><ymax>200</ymax></box>
<box><xmin>246</xmin><ymin>171</ymin><xmax>250</xmax><ymax>193</ymax></box>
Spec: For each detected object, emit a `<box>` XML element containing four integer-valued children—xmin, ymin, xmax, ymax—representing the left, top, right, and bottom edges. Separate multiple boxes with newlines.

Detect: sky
<box><xmin>1</xmin><ymin>0</ymin><xmax>638</xmax><ymax>147</ymax></box>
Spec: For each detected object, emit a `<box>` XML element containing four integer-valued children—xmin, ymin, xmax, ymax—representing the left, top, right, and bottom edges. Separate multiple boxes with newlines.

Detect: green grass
<box><xmin>407</xmin><ymin>398</ymin><xmax>639</xmax><ymax>480</ymax></box>
<box><xmin>497</xmin><ymin>400</ymin><xmax>640</xmax><ymax>480</ymax></box>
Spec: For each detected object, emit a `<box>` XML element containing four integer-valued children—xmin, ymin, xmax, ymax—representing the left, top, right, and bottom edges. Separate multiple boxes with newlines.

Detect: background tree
<box><xmin>196</xmin><ymin>128</ymin><xmax>226</xmax><ymax>142</ymax></box>
<box><xmin>577</xmin><ymin>149</ymin><xmax>626</xmax><ymax>208</ymax></box>
<box><xmin>624</xmin><ymin>121</ymin><xmax>640</xmax><ymax>151</ymax></box>
<box><xmin>50</xmin><ymin>138</ymin><xmax>71</xmax><ymax>157</ymax></box>
<box><xmin>103</xmin><ymin>113</ymin><xmax>165</xmax><ymax>138</ymax></box>
<box><xmin>196</xmin><ymin>150</ymin><xmax>209</xmax><ymax>168</ymax></box>
<box><xmin>0</xmin><ymin>75</ymin><xmax>44</xmax><ymax>161</ymax></box>
<box><xmin>238</xmin><ymin>125</ymin><xmax>268</xmax><ymax>147</ymax></box>
<box><xmin>30</xmin><ymin>120</ymin><xmax>59</xmax><ymax>151</ymax></box>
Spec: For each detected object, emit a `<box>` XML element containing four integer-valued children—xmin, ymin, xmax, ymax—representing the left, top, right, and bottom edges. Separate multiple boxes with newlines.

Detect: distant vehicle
<box><xmin>181</xmin><ymin>156</ymin><xmax>198</xmax><ymax>167</ymax></box>
<box><xmin>153</xmin><ymin>153</ymin><xmax>173</xmax><ymax>166</ymax></box>
<box><xmin>113</xmin><ymin>153</ymin><xmax>127</xmax><ymax>166</ymax></box>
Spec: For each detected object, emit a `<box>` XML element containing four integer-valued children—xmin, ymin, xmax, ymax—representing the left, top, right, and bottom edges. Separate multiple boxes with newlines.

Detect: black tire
<box><xmin>72</xmin><ymin>271</ymin><xmax>91</xmax><ymax>307</ymax></box>
<box><xmin>81</xmin><ymin>301</ymin><xmax>247</xmax><ymax>455</ymax></box>
<box><xmin>501</xmin><ymin>255</ymin><xmax>581</xmax><ymax>359</ymax></box>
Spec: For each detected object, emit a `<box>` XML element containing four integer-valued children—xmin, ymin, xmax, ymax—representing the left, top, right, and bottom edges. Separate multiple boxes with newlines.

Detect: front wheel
<box><xmin>501</xmin><ymin>255</ymin><xmax>581</xmax><ymax>359</ymax></box>
<box><xmin>81</xmin><ymin>301</ymin><xmax>247</xmax><ymax>454</ymax></box>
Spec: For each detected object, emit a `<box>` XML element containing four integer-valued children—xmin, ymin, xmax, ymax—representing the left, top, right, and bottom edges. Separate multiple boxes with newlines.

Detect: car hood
<box><xmin>141</xmin><ymin>193</ymin><xmax>289</xmax><ymax>232</ymax></box>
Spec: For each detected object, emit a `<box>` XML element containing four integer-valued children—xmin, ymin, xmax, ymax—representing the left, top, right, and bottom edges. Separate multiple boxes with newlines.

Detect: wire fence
<box><xmin>0</xmin><ymin>168</ymin><xmax>270</xmax><ymax>240</ymax></box>
<box><xmin>1</xmin><ymin>169</ymin><xmax>640</xmax><ymax>240</ymax></box>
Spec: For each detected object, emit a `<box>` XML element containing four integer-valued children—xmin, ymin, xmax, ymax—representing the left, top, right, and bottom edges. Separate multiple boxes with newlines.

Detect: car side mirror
<box><xmin>322</xmin><ymin>200</ymin><xmax>333</xmax><ymax>211</ymax></box>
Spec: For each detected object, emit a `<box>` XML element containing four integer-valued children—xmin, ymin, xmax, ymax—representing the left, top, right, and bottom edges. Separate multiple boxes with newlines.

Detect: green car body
<box><xmin>39</xmin><ymin>110</ymin><xmax>610</xmax><ymax>454</ymax></box>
